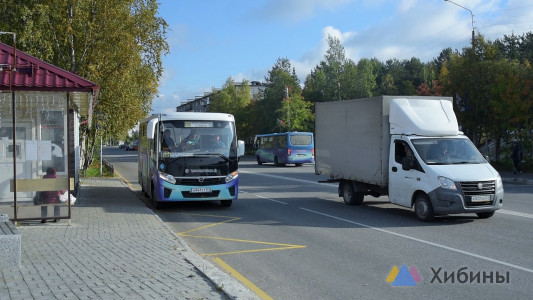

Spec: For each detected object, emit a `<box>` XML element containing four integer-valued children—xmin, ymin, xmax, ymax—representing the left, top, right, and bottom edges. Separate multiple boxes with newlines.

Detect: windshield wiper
<box><xmin>427</xmin><ymin>162</ymin><xmax>447</xmax><ymax>165</ymax></box>
<box><xmin>195</xmin><ymin>152</ymin><xmax>232</xmax><ymax>163</ymax></box>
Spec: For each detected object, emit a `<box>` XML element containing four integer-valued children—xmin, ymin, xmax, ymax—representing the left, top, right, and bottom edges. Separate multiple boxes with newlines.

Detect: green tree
<box><xmin>302</xmin><ymin>68</ymin><xmax>326</xmax><ymax>103</ymax></box>
<box><xmin>0</xmin><ymin>0</ymin><xmax>168</xmax><ymax>167</ymax></box>
<box><xmin>257</xmin><ymin>58</ymin><xmax>302</xmax><ymax>133</ymax></box>
<box><xmin>339</xmin><ymin>58</ymin><xmax>377</xmax><ymax>99</ymax></box>
<box><xmin>489</xmin><ymin>60</ymin><xmax>533</xmax><ymax>159</ymax></box>
<box><xmin>304</xmin><ymin>36</ymin><xmax>378</xmax><ymax>102</ymax></box>
<box><xmin>441</xmin><ymin>33</ymin><xmax>533</xmax><ymax>162</ymax></box>
<box><xmin>320</xmin><ymin>35</ymin><xmax>345</xmax><ymax>101</ymax></box>
<box><xmin>209</xmin><ymin>78</ymin><xmax>253</xmax><ymax>141</ymax></box>
<box><xmin>380</xmin><ymin>73</ymin><xmax>397</xmax><ymax>95</ymax></box>
<box><xmin>276</xmin><ymin>93</ymin><xmax>314</xmax><ymax>132</ymax></box>
<box><xmin>303</xmin><ymin>35</ymin><xmax>346</xmax><ymax>102</ymax></box>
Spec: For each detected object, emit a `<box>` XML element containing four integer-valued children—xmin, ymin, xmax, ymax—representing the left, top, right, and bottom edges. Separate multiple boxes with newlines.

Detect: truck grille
<box><xmin>176</xmin><ymin>176</ymin><xmax>225</xmax><ymax>186</ymax></box>
<box><xmin>459</xmin><ymin>180</ymin><xmax>495</xmax><ymax>207</ymax></box>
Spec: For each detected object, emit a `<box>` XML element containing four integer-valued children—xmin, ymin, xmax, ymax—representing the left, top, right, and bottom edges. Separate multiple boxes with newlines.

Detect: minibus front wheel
<box><xmin>151</xmin><ymin>183</ymin><xmax>162</xmax><ymax>209</ymax></box>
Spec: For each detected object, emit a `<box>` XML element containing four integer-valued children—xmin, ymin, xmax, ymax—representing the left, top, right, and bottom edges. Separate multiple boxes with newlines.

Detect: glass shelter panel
<box><xmin>0</xmin><ymin>92</ymin><xmax>70</xmax><ymax>221</ymax></box>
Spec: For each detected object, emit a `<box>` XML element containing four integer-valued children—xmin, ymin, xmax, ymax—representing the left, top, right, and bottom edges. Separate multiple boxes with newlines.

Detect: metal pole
<box><xmin>11</xmin><ymin>91</ymin><xmax>17</xmax><ymax>221</ymax></box>
<box><xmin>67</xmin><ymin>93</ymin><xmax>72</xmax><ymax>224</ymax></box>
<box><xmin>100</xmin><ymin>135</ymin><xmax>102</xmax><ymax>177</ymax></box>
<box><xmin>444</xmin><ymin>0</ymin><xmax>475</xmax><ymax>48</ymax></box>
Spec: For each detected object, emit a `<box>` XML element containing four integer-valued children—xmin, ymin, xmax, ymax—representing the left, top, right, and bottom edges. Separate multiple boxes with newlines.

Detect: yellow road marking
<box><xmin>179</xmin><ymin>233</ymin><xmax>306</xmax><ymax>256</ymax></box>
<box><xmin>178</xmin><ymin>215</ymin><xmax>240</xmax><ymax>235</ymax></box>
<box><xmin>205</xmin><ymin>246</ymin><xmax>305</xmax><ymax>256</ymax></box>
<box><xmin>180</xmin><ymin>234</ymin><xmax>303</xmax><ymax>247</ymax></box>
<box><xmin>176</xmin><ymin>212</ymin><xmax>305</xmax><ymax>299</ymax></box>
<box><xmin>214</xmin><ymin>257</ymin><xmax>273</xmax><ymax>300</ymax></box>
<box><xmin>177</xmin><ymin>213</ymin><xmax>305</xmax><ymax>256</ymax></box>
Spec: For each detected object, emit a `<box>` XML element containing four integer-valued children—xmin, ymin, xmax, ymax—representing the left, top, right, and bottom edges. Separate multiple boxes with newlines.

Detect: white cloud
<box><xmin>287</xmin><ymin>0</ymin><xmax>478</xmax><ymax>81</ymax></box>
<box><xmin>398</xmin><ymin>0</ymin><xmax>417</xmax><ymax>12</ymax></box>
<box><xmin>339</xmin><ymin>1</ymin><xmax>477</xmax><ymax>62</ymax></box>
<box><xmin>250</xmin><ymin>0</ymin><xmax>353</xmax><ymax>23</ymax></box>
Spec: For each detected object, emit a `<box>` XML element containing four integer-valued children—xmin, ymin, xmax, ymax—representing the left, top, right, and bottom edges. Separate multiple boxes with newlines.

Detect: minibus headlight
<box><xmin>159</xmin><ymin>171</ymin><xmax>176</xmax><ymax>184</ymax></box>
<box><xmin>438</xmin><ymin>176</ymin><xmax>457</xmax><ymax>190</ymax></box>
<box><xmin>225</xmin><ymin>171</ymin><xmax>238</xmax><ymax>183</ymax></box>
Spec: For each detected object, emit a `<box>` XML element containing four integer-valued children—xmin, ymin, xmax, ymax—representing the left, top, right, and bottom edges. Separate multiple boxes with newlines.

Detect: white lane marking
<box><xmin>497</xmin><ymin>209</ymin><xmax>533</xmax><ymax>219</ymax></box>
<box><xmin>256</xmin><ymin>195</ymin><xmax>288</xmax><ymax>205</ymax></box>
<box><xmin>240</xmin><ymin>169</ymin><xmax>337</xmax><ymax>188</ymax></box>
<box><xmin>301</xmin><ymin>208</ymin><xmax>533</xmax><ymax>274</ymax></box>
<box><xmin>240</xmin><ymin>190</ymin><xmax>288</xmax><ymax>204</ymax></box>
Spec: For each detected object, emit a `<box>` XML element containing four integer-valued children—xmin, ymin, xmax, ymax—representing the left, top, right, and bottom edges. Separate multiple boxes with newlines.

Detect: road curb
<box><xmin>114</xmin><ymin>168</ymin><xmax>260</xmax><ymax>300</ymax></box>
<box><xmin>157</xmin><ymin>217</ymin><xmax>261</xmax><ymax>300</ymax></box>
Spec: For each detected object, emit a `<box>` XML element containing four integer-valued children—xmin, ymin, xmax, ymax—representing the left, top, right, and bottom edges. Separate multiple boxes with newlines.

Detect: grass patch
<box><xmin>82</xmin><ymin>160</ymin><xmax>114</xmax><ymax>177</ymax></box>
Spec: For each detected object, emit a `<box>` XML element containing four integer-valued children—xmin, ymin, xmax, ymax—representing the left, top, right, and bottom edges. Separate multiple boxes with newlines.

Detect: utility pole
<box><xmin>444</xmin><ymin>0</ymin><xmax>475</xmax><ymax>49</ymax></box>
<box><xmin>285</xmin><ymin>86</ymin><xmax>291</xmax><ymax>132</ymax></box>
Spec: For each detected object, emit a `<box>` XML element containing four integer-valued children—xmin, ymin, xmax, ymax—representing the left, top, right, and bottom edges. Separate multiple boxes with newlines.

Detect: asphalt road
<box><xmin>104</xmin><ymin>147</ymin><xmax>533</xmax><ymax>300</ymax></box>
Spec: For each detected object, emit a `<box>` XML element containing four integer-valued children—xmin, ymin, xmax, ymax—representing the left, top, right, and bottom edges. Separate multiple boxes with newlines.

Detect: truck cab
<box><xmin>389</xmin><ymin>136</ymin><xmax>503</xmax><ymax>221</ymax></box>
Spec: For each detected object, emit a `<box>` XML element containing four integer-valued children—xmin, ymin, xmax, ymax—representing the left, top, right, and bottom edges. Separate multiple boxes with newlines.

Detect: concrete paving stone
<box><xmin>0</xmin><ymin>178</ymin><xmax>257</xmax><ymax>299</ymax></box>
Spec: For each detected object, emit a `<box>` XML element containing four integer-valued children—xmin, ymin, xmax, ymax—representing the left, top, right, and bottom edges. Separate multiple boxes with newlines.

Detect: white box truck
<box><xmin>315</xmin><ymin>96</ymin><xmax>504</xmax><ymax>221</ymax></box>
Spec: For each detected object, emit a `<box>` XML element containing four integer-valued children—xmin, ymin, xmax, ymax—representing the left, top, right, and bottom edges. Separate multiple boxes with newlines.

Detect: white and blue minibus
<box><xmin>138</xmin><ymin>113</ymin><xmax>244</xmax><ymax>208</ymax></box>
<box><xmin>254</xmin><ymin>132</ymin><xmax>314</xmax><ymax>166</ymax></box>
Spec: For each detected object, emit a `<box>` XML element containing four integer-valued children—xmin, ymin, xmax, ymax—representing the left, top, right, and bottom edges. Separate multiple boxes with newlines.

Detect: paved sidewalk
<box><xmin>0</xmin><ymin>178</ymin><xmax>258</xmax><ymax>300</ymax></box>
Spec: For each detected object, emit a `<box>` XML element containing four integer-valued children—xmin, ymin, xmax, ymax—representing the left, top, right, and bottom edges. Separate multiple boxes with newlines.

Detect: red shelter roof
<box><xmin>0</xmin><ymin>42</ymin><xmax>99</xmax><ymax>93</ymax></box>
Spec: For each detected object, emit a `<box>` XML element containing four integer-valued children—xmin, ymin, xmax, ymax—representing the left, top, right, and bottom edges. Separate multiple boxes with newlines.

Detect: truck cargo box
<box><xmin>315</xmin><ymin>96</ymin><xmax>454</xmax><ymax>187</ymax></box>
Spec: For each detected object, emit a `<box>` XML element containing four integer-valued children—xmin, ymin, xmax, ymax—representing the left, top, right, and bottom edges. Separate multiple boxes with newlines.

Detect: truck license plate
<box><xmin>471</xmin><ymin>195</ymin><xmax>490</xmax><ymax>202</ymax></box>
<box><xmin>191</xmin><ymin>187</ymin><xmax>211</xmax><ymax>193</ymax></box>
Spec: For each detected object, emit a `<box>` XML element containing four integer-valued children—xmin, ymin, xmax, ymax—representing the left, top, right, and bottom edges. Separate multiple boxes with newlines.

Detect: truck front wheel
<box><xmin>341</xmin><ymin>182</ymin><xmax>364</xmax><ymax>205</ymax></box>
<box><xmin>414</xmin><ymin>194</ymin><xmax>434</xmax><ymax>221</ymax></box>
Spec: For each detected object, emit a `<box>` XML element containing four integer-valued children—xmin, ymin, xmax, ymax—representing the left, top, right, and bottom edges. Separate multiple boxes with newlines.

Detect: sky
<box><xmin>150</xmin><ymin>0</ymin><xmax>533</xmax><ymax>114</ymax></box>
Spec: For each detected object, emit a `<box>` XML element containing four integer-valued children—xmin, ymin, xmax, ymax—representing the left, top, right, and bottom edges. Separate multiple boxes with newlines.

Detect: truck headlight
<box><xmin>438</xmin><ymin>176</ymin><xmax>457</xmax><ymax>190</ymax></box>
<box><xmin>495</xmin><ymin>174</ymin><xmax>503</xmax><ymax>191</ymax></box>
<box><xmin>225</xmin><ymin>171</ymin><xmax>238</xmax><ymax>183</ymax></box>
<box><xmin>159</xmin><ymin>171</ymin><xmax>176</xmax><ymax>184</ymax></box>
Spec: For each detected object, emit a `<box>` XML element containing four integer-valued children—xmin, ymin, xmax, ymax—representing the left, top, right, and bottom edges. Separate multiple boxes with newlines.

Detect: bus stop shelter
<box><xmin>0</xmin><ymin>40</ymin><xmax>99</xmax><ymax>224</ymax></box>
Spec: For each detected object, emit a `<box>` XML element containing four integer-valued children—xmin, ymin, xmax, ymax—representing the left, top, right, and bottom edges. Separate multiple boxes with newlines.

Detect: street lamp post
<box><xmin>444</xmin><ymin>0</ymin><xmax>474</xmax><ymax>48</ymax></box>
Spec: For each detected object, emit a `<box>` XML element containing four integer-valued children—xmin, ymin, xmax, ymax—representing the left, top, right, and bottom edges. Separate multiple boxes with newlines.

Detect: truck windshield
<box><xmin>411</xmin><ymin>138</ymin><xmax>486</xmax><ymax>165</ymax></box>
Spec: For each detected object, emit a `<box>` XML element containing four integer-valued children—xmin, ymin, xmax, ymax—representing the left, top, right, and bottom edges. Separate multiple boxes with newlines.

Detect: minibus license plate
<box><xmin>191</xmin><ymin>187</ymin><xmax>211</xmax><ymax>193</ymax></box>
<box><xmin>471</xmin><ymin>195</ymin><xmax>490</xmax><ymax>202</ymax></box>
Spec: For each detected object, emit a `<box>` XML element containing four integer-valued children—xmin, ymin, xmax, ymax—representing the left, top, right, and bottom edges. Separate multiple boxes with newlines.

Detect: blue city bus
<box><xmin>139</xmin><ymin>113</ymin><xmax>245</xmax><ymax>208</ymax></box>
<box><xmin>254</xmin><ymin>132</ymin><xmax>314</xmax><ymax>166</ymax></box>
